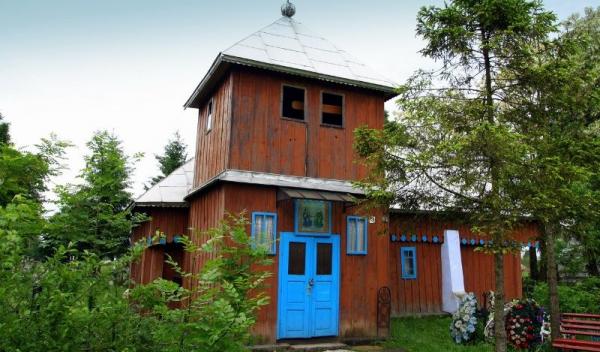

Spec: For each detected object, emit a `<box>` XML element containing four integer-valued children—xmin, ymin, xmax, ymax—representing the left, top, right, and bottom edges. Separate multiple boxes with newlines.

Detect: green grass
<box><xmin>384</xmin><ymin>316</ymin><xmax>493</xmax><ymax>352</ymax></box>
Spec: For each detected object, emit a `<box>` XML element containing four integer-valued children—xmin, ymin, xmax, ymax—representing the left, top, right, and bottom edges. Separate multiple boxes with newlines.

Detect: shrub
<box><xmin>531</xmin><ymin>278</ymin><xmax>600</xmax><ymax>314</ymax></box>
<box><xmin>450</xmin><ymin>292</ymin><xmax>479</xmax><ymax>344</ymax></box>
<box><xmin>0</xmin><ymin>213</ymin><xmax>270</xmax><ymax>352</ymax></box>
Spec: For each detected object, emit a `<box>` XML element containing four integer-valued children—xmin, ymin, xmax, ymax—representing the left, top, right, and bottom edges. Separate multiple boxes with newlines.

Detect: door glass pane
<box><xmin>288</xmin><ymin>242</ymin><xmax>306</xmax><ymax>275</ymax></box>
<box><xmin>316</xmin><ymin>243</ymin><xmax>332</xmax><ymax>275</ymax></box>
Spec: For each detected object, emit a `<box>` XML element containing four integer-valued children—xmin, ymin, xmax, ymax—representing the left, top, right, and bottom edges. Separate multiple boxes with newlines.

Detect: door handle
<box><xmin>308</xmin><ymin>278</ymin><xmax>314</xmax><ymax>287</ymax></box>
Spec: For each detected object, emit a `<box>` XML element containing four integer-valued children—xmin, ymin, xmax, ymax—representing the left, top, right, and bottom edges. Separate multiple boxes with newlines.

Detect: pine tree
<box><xmin>47</xmin><ymin>131</ymin><xmax>145</xmax><ymax>258</ymax></box>
<box><xmin>0</xmin><ymin>113</ymin><xmax>10</xmax><ymax>145</ymax></box>
<box><xmin>355</xmin><ymin>1</ymin><xmax>555</xmax><ymax>350</ymax></box>
<box><xmin>149</xmin><ymin>132</ymin><xmax>188</xmax><ymax>187</ymax></box>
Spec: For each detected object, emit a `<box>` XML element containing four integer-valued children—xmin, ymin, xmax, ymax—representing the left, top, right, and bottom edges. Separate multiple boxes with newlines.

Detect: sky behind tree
<box><xmin>0</xmin><ymin>0</ymin><xmax>596</xmax><ymax>199</ymax></box>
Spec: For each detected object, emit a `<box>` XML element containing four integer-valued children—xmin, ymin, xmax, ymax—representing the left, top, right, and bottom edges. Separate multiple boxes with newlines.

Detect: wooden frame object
<box><xmin>294</xmin><ymin>199</ymin><xmax>332</xmax><ymax>235</ymax></box>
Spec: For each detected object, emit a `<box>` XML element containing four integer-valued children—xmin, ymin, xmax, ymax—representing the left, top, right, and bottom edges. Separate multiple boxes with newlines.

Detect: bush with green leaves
<box><xmin>0</xmin><ymin>212</ymin><xmax>270</xmax><ymax>352</ymax></box>
<box><xmin>130</xmin><ymin>214</ymin><xmax>272</xmax><ymax>352</ymax></box>
<box><xmin>531</xmin><ymin>278</ymin><xmax>600</xmax><ymax>314</ymax></box>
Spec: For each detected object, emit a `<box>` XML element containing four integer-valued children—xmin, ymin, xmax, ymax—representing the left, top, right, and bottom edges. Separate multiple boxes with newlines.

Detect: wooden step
<box><xmin>288</xmin><ymin>342</ymin><xmax>349</xmax><ymax>351</ymax></box>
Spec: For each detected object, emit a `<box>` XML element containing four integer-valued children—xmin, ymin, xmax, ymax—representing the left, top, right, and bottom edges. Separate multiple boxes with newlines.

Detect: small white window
<box><xmin>206</xmin><ymin>98</ymin><xmax>214</xmax><ymax>132</ymax></box>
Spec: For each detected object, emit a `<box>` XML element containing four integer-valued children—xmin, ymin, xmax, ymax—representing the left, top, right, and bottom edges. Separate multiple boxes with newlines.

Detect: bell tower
<box><xmin>184</xmin><ymin>1</ymin><xmax>396</xmax><ymax>193</ymax></box>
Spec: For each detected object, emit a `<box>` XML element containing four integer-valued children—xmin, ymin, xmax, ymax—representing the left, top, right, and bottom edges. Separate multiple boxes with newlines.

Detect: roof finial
<box><xmin>281</xmin><ymin>0</ymin><xmax>296</xmax><ymax>18</ymax></box>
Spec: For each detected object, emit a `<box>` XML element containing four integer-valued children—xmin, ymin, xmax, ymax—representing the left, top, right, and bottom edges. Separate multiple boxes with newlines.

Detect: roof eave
<box><xmin>133</xmin><ymin>202</ymin><xmax>189</xmax><ymax>209</ymax></box>
<box><xmin>184</xmin><ymin>53</ymin><xmax>229</xmax><ymax>109</ymax></box>
<box><xmin>222</xmin><ymin>55</ymin><xmax>398</xmax><ymax>100</ymax></box>
<box><xmin>184</xmin><ymin>54</ymin><xmax>398</xmax><ymax>109</ymax></box>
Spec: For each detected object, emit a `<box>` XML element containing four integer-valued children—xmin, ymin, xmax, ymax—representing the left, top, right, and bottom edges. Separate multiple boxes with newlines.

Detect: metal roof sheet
<box><xmin>185</xmin><ymin>16</ymin><xmax>397</xmax><ymax>108</ymax></box>
<box><xmin>185</xmin><ymin>169</ymin><xmax>365</xmax><ymax>201</ymax></box>
<box><xmin>134</xmin><ymin>159</ymin><xmax>195</xmax><ymax>207</ymax></box>
<box><xmin>277</xmin><ymin>187</ymin><xmax>356</xmax><ymax>202</ymax></box>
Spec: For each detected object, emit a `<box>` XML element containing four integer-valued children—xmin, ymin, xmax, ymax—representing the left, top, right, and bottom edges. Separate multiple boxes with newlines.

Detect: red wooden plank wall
<box><xmin>229</xmin><ymin>67</ymin><xmax>385</xmax><ymax>181</ymax></box>
<box><xmin>130</xmin><ymin>207</ymin><xmax>188</xmax><ymax>285</ymax></box>
<box><xmin>389</xmin><ymin>213</ymin><xmax>539</xmax><ymax>316</ymax></box>
<box><xmin>192</xmin><ymin>74</ymin><xmax>233</xmax><ymax>188</ymax></box>
<box><xmin>185</xmin><ymin>185</ymin><xmax>226</xmax><ymax>291</ymax></box>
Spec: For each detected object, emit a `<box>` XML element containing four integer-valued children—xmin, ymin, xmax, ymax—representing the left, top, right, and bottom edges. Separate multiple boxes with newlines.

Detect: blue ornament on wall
<box><xmin>461</xmin><ymin>238</ymin><xmax>467</xmax><ymax>245</ymax></box>
<box><xmin>433</xmin><ymin>235</ymin><xmax>439</xmax><ymax>243</ymax></box>
<box><xmin>422</xmin><ymin>235</ymin><xmax>428</xmax><ymax>242</ymax></box>
<box><xmin>401</xmin><ymin>234</ymin><xmax>407</xmax><ymax>242</ymax></box>
<box><xmin>411</xmin><ymin>234</ymin><xmax>417</xmax><ymax>242</ymax></box>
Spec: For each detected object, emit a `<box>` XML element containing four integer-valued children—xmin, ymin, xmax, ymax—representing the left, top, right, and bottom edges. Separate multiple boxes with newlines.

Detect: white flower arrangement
<box><xmin>450</xmin><ymin>292</ymin><xmax>478</xmax><ymax>344</ymax></box>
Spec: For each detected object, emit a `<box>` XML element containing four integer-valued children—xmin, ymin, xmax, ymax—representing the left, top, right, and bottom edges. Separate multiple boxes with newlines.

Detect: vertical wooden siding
<box><xmin>222</xmin><ymin>183</ymin><xmax>278</xmax><ymax>343</ymax></box>
<box><xmin>229</xmin><ymin>67</ymin><xmax>385</xmax><ymax>181</ymax></box>
<box><xmin>389</xmin><ymin>213</ymin><xmax>539</xmax><ymax>316</ymax></box>
<box><xmin>185</xmin><ymin>185</ymin><xmax>226</xmax><ymax>291</ymax></box>
<box><xmin>338</xmin><ymin>205</ymin><xmax>389</xmax><ymax>338</ymax></box>
<box><xmin>130</xmin><ymin>207</ymin><xmax>189</xmax><ymax>285</ymax></box>
<box><xmin>192</xmin><ymin>74</ymin><xmax>233</xmax><ymax>188</ymax></box>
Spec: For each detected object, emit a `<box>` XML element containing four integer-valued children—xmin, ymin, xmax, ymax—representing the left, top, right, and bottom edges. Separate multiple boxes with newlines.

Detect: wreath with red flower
<box><xmin>505</xmin><ymin>299</ymin><xmax>548</xmax><ymax>350</ymax></box>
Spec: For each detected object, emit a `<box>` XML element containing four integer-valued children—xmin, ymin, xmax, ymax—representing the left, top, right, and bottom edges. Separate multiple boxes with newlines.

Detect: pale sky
<box><xmin>0</xmin><ymin>0</ymin><xmax>596</xmax><ymax>202</ymax></box>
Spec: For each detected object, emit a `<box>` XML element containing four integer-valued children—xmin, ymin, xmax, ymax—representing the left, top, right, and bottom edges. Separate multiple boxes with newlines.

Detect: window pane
<box><xmin>264</xmin><ymin>216</ymin><xmax>274</xmax><ymax>249</ymax></box>
<box><xmin>322</xmin><ymin>92</ymin><xmax>343</xmax><ymax>126</ymax></box>
<box><xmin>356</xmin><ymin>220</ymin><xmax>365</xmax><ymax>252</ymax></box>
<box><xmin>282</xmin><ymin>86</ymin><xmax>305</xmax><ymax>120</ymax></box>
<box><xmin>316</xmin><ymin>243</ymin><xmax>332</xmax><ymax>275</ymax></box>
<box><xmin>348</xmin><ymin>219</ymin><xmax>356</xmax><ymax>252</ymax></box>
<box><xmin>255</xmin><ymin>215</ymin><xmax>264</xmax><ymax>246</ymax></box>
<box><xmin>288</xmin><ymin>242</ymin><xmax>306</xmax><ymax>275</ymax></box>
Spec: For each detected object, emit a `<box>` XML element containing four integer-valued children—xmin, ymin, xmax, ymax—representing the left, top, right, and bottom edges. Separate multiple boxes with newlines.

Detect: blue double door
<box><xmin>277</xmin><ymin>232</ymin><xmax>340</xmax><ymax>339</ymax></box>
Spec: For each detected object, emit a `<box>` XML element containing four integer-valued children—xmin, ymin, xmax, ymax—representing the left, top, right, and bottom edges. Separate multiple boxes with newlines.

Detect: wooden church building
<box><xmin>130</xmin><ymin>2</ymin><xmax>539</xmax><ymax>343</ymax></box>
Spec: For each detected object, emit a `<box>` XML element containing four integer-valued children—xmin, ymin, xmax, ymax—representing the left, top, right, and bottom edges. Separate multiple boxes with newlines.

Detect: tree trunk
<box><xmin>494</xmin><ymin>251</ymin><xmax>507</xmax><ymax>352</ymax></box>
<box><xmin>545</xmin><ymin>223</ymin><xmax>561</xmax><ymax>342</ymax></box>
<box><xmin>585</xmin><ymin>253</ymin><xmax>599</xmax><ymax>277</ymax></box>
<box><xmin>539</xmin><ymin>239</ymin><xmax>548</xmax><ymax>282</ymax></box>
<box><xmin>529</xmin><ymin>246</ymin><xmax>538</xmax><ymax>281</ymax></box>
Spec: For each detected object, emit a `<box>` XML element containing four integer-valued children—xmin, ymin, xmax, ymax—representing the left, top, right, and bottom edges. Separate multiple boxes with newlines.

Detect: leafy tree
<box><xmin>46</xmin><ymin>131</ymin><xmax>145</xmax><ymax>258</ymax></box>
<box><xmin>504</xmin><ymin>6</ymin><xmax>600</xmax><ymax>338</ymax></box>
<box><xmin>355</xmin><ymin>1</ymin><xmax>555</xmax><ymax>350</ymax></box>
<box><xmin>0</xmin><ymin>122</ymin><xmax>67</xmax><ymax>207</ymax></box>
<box><xmin>148</xmin><ymin>131</ymin><xmax>188</xmax><ymax>187</ymax></box>
<box><xmin>0</xmin><ymin>112</ymin><xmax>10</xmax><ymax>145</ymax></box>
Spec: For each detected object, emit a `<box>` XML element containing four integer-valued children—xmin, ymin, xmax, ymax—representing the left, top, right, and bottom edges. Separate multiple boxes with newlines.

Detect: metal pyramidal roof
<box><xmin>134</xmin><ymin>159</ymin><xmax>195</xmax><ymax>207</ymax></box>
<box><xmin>184</xmin><ymin>16</ymin><xmax>397</xmax><ymax>108</ymax></box>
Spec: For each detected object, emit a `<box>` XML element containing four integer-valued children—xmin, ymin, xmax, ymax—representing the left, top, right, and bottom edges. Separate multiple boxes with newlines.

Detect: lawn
<box><xmin>384</xmin><ymin>316</ymin><xmax>493</xmax><ymax>352</ymax></box>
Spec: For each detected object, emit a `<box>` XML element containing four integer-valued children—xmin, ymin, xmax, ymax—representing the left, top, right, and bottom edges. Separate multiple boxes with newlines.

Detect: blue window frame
<box><xmin>251</xmin><ymin>212</ymin><xmax>277</xmax><ymax>255</ymax></box>
<box><xmin>400</xmin><ymin>247</ymin><xmax>417</xmax><ymax>279</ymax></box>
<box><xmin>346</xmin><ymin>216</ymin><xmax>367</xmax><ymax>255</ymax></box>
